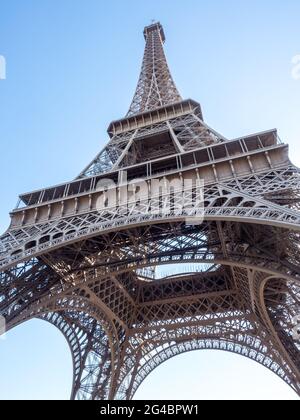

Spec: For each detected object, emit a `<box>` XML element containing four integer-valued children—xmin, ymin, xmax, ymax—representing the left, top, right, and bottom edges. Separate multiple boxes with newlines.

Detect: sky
<box><xmin>0</xmin><ymin>0</ymin><xmax>300</xmax><ymax>400</ymax></box>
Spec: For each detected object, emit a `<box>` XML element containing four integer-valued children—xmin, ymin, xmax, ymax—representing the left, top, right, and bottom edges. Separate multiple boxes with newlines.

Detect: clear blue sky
<box><xmin>0</xmin><ymin>0</ymin><xmax>300</xmax><ymax>400</ymax></box>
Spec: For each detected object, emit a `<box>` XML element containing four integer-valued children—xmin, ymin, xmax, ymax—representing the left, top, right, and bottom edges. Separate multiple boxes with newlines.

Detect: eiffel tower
<box><xmin>0</xmin><ymin>22</ymin><xmax>300</xmax><ymax>400</ymax></box>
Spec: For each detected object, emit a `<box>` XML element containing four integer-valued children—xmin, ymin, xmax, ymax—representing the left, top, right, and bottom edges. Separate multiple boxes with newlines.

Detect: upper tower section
<box><xmin>127</xmin><ymin>22</ymin><xmax>182</xmax><ymax>116</ymax></box>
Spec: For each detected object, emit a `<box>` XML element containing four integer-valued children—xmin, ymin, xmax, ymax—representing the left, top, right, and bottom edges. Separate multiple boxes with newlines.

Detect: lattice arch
<box><xmin>119</xmin><ymin>335</ymin><xmax>299</xmax><ymax>400</ymax></box>
<box><xmin>3</xmin><ymin>293</ymin><xmax>123</xmax><ymax>400</ymax></box>
<box><xmin>41</xmin><ymin>311</ymin><xmax>115</xmax><ymax>400</ymax></box>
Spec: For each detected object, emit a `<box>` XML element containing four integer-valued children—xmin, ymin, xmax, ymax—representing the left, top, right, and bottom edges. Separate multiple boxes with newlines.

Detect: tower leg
<box><xmin>43</xmin><ymin>311</ymin><xmax>115</xmax><ymax>400</ymax></box>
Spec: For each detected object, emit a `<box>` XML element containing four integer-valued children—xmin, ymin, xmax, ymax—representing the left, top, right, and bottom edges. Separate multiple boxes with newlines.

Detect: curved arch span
<box><xmin>125</xmin><ymin>336</ymin><xmax>300</xmax><ymax>399</ymax></box>
<box><xmin>132</xmin><ymin>346</ymin><xmax>299</xmax><ymax>400</ymax></box>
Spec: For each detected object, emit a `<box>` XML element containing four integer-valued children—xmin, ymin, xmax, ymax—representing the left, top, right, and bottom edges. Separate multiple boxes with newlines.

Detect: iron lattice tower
<box><xmin>0</xmin><ymin>23</ymin><xmax>300</xmax><ymax>399</ymax></box>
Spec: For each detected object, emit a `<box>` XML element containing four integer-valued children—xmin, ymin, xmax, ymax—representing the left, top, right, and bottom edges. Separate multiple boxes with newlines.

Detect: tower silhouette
<box><xmin>0</xmin><ymin>23</ymin><xmax>299</xmax><ymax>399</ymax></box>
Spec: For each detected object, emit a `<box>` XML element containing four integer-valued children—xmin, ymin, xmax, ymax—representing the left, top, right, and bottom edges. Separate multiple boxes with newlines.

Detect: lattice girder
<box><xmin>1</xmin><ymin>22</ymin><xmax>300</xmax><ymax>400</ymax></box>
<box><xmin>2</xmin><ymin>167</ymin><xmax>300</xmax><ymax>272</ymax></box>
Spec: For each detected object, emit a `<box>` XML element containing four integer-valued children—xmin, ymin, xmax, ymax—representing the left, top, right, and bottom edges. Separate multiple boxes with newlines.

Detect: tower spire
<box><xmin>127</xmin><ymin>22</ymin><xmax>182</xmax><ymax>116</ymax></box>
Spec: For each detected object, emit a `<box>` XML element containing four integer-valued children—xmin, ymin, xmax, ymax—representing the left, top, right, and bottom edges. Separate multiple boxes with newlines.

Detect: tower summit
<box><xmin>127</xmin><ymin>22</ymin><xmax>182</xmax><ymax>116</ymax></box>
<box><xmin>0</xmin><ymin>23</ymin><xmax>300</xmax><ymax>400</ymax></box>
